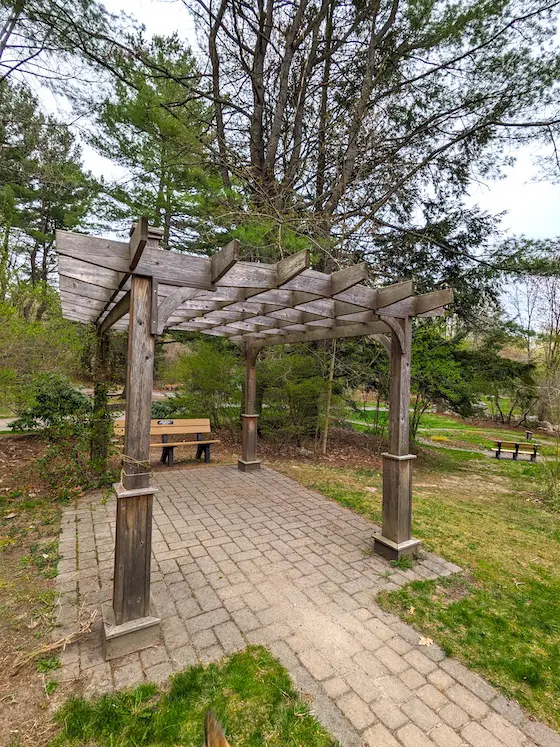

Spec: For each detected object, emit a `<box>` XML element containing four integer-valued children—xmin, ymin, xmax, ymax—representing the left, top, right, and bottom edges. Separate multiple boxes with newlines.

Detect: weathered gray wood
<box><xmin>122</xmin><ymin>276</ymin><xmax>155</xmax><ymax>490</ymax></box>
<box><xmin>228</xmin><ymin>320</ymin><xmax>391</xmax><ymax>346</ymax></box>
<box><xmin>276</xmin><ymin>250</ymin><xmax>309</xmax><ymax>285</ymax></box>
<box><xmin>113</xmin><ymin>274</ymin><xmax>156</xmax><ymax>626</ymax></box>
<box><xmin>129</xmin><ymin>217</ymin><xmax>148</xmax><ymax>270</ymax></box>
<box><xmin>377</xmin><ymin>316</ymin><xmax>416</xmax><ymax>553</ymax></box>
<box><xmin>58</xmin><ymin>255</ymin><xmax>124</xmax><ymax>290</ymax></box>
<box><xmin>151</xmin><ymin>280</ymin><xmax>158</xmax><ymax>335</ymax></box>
<box><xmin>57</xmin><ymin>229</ymin><xmax>214</xmax><ymax>289</ymax></box>
<box><xmin>331</xmin><ymin>263</ymin><xmax>368</xmax><ymax>295</ymax></box>
<box><xmin>283</xmin><ymin>268</ymin><xmax>332</xmax><ymax>295</ymax></box>
<box><xmin>56</xmin><ymin>230</ymin><xmax>130</xmax><ymax>264</ymax></box>
<box><xmin>389</xmin><ymin>317</ymin><xmax>412</xmax><ymax>456</ymax></box>
<box><xmin>377</xmin><ymin>288</ymin><xmax>453</xmax><ymax>317</ymax></box>
<box><xmin>239</xmin><ymin>344</ymin><xmax>261</xmax><ymax>470</ymax></box>
<box><xmin>59</xmin><ymin>275</ymin><xmax>117</xmax><ymax>303</ymax></box>
<box><xmin>210</xmin><ymin>239</ymin><xmax>239</xmax><ymax>282</ymax></box>
<box><xmin>99</xmin><ymin>292</ymin><xmax>131</xmax><ymax>334</ymax></box>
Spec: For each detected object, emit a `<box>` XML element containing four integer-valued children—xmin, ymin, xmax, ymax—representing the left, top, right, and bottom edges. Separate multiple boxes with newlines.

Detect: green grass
<box><xmin>51</xmin><ymin>647</ymin><xmax>337</xmax><ymax>747</ymax></box>
<box><xmin>347</xmin><ymin>406</ymin><xmax>560</xmax><ymax>458</ymax></box>
<box><xmin>277</xmin><ymin>443</ymin><xmax>560</xmax><ymax>730</ymax></box>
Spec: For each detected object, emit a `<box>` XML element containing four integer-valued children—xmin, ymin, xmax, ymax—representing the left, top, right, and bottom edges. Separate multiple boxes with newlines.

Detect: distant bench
<box><xmin>114</xmin><ymin>418</ymin><xmax>219</xmax><ymax>467</ymax></box>
<box><xmin>492</xmin><ymin>440</ymin><xmax>540</xmax><ymax>462</ymax></box>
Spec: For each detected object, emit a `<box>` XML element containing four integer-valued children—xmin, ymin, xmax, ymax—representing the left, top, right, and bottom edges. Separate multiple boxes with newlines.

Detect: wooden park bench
<box><xmin>492</xmin><ymin>440</ymin><xmax>540</xmax><ymax>462</ymax></box>
<box><xmin>114</xmin><ymin>418</ymin><xmax>219</xmax><ymax>467</ymax></box>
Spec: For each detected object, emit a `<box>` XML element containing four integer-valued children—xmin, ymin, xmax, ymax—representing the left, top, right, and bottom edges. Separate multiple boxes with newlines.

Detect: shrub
<box><xmin>167</xmin><ymin>340</ymin><xmax>242</xmax><ymax>428</ymax></box>
<box><xmin>258</xmin><ymin>351</ymin><xmax>329</xmax><ymax>444</ymax></box>
<box><xmin>10</xmin><ymin>373</ymin><xmax>91</xmax><ymax>431</ymax></box>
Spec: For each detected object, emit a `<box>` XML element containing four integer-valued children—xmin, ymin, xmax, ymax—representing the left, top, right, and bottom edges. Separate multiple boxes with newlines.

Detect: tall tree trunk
<box><xmin>321</xmin><ymin>340</ymin><xmax>337</xmax><ymax>456</ymax></box>
<box><xmin>0</xmin><ymin>1</ymin><xmax>22</xmax><ymax>60</ymax></box>
<box><xmin>316</xmin><ymin>0</ymin><xmax>334</xmax><ymax>203</ymax></box>
<box><xmin>0</xmin><ymin>220</ymin><xmax>11</xmax><ymax>300</ymax></box>
<box><xmin>163</xmin><ymin>179</ymin><xmax>172</xmax><ymax>249</ymax></box>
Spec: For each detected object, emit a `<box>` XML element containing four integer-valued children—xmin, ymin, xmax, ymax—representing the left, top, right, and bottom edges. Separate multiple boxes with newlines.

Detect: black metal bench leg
<box><xmin>161</xmin><ymin>448</ymin><xmax>167</xmax><ymax>464</ymax></box>
<box><xmin>204</xmin><ymin>444</ymin><xmax>210</xmax><ymax>463</ymax></box>
<box><xmin>195</xmin><ymin>445</ymin><xmax>204</xmax><ymax>460</ymax></box>
<box><xmin>168</xmin><ymin>447</ymin><xmax>174</xmax><ymax>467</ymax></box>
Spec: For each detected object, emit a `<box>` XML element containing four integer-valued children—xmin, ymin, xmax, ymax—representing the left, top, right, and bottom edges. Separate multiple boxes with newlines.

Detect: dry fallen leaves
<box><xmin>418</xmin><ymin>636</ymin><xmax>434</xmax><ymax>647</ymax></box>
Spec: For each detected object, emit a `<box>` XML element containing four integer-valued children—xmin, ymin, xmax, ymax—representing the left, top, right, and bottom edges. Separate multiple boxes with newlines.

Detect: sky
<box><xmin>51</xmin><ymin>0</ymin><xmax>560</xmax><ymax>242</ymax></box>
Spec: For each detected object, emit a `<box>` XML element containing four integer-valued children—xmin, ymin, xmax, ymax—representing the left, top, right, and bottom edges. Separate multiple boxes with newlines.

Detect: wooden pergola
<box><xmin>55</xmin><ymin>219</ymin><xmax>453</xmax><ymax>659</ymax></box>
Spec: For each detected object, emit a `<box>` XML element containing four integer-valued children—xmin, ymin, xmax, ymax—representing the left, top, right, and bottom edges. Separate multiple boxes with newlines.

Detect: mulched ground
<box><xmin>0</xmin><ymin>435</ymin><xmax>63</xmax><ymax>746</ymax></box>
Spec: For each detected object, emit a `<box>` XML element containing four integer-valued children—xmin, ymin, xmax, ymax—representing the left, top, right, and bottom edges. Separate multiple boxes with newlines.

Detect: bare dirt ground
<box><xmin>0</xmin><ymin>435</ymin><xmax>64</xmax><ymax>746</ymax></box>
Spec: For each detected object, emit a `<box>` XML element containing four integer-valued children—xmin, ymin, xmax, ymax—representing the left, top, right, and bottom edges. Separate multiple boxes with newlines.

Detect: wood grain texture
<box><xmin>122</xmin><ymin>276</ymin><xmax>155</xmax><ymax>490</ymax></box>
<box><xmin>113</xmin><ymin>275</ymin><xmax>156</xmax><ymax>626</ymax></box>
<box><xmin>99</xmin><ymin>291</ymin><xmax>130</xmax><ymax>334</ymax></box>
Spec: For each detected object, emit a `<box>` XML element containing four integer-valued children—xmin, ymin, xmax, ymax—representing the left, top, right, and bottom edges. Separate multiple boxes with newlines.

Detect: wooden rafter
<box><xmin>55</xmin><ymin>227</ymin><xmax>453</xmax><ymax>341</ymax></box>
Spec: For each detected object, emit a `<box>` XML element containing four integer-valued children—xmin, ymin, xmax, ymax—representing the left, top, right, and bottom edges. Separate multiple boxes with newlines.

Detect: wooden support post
<box><xmin>374</xmin><ymin>317</ymin><xmax>421</xmax><ymax>561</ymax></box>
<box><xmin>102</xmin><ymin>263</ymin><xmax>161</xmax><ymax>660</ymax></box>
<box><xmin>238</xmin><ymin>344</ymin><xmax>262</xmax><ymax>472</ymax></box>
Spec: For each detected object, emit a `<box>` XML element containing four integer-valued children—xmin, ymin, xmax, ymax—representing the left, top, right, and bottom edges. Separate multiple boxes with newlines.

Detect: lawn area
<box><xmin>346</xmin><ymin>408</ymin><xmax>560</xmax><ymax>457</ymax></box>
<box><xmin>50</xmin><ymin>646</ymin><xmax>336</xmax><ymax>747</ymax></box>
<box><xmin>276</xmin><ymin>445</ymin><xmax>560</xmax><ymax>730</ymax></box>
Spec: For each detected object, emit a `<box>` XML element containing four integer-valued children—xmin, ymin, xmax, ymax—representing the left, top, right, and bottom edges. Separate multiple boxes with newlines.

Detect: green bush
<box><xmin>165</xmin><ymin>340</ymin><xmax>242</xmax><ymax>428</ymax></box>
<box><xmin>9</xmin><ymin>374</ymin><xmax>112</xmax><ymax>499</ymax></box>
<box><xmin>258</xmin><ymin>351</ymin><xmax>329</xmax><ymax>444</ymax></box>
<box><xmin>10</xmin><ymin>373</ymin><xmax>91</xmax><ymax>431</ymax></box>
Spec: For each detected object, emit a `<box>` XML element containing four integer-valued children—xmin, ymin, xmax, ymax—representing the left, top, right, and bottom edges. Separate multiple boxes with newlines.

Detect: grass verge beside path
<box><xmin>51</xmin><ymin>646</ymin><xmax>337</xmax><ymax>747</ymax></box>
<box><xmin>277</xmin><ymin>448</ymin><xmax>560</xmax><ymax>731</ymax></box>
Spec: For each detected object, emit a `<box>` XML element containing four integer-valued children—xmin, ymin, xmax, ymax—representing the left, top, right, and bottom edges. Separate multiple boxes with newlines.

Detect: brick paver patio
<box><xmin>55</xmin><ymin>466</ymin><xmax>559</xmax><ymax>747</ymax></box>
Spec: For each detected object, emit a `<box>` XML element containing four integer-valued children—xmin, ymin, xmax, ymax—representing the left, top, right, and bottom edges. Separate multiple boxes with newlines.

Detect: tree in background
<box><xmin>88</xmin><ymin>34</ymin><xmax>222</xmax><ymax>251</ymax></box>
<box><xmin>0</xmin><ymin>296</ymin><xmax>90</xmax><ymax>415</ymax></box>
<box><xmin>410</xmin><ymin>323</ymin><xmax>475</xmax><ymax>437</ymax></box>
<box><xmin>170</xmin><ymin>0</ymin><xmax>560</xmax><ymax>318</ymax></box>
<box><xmin>0</xmin><ymin>79</ymin><xmax>97</xmax><ymax>312</ymax></box>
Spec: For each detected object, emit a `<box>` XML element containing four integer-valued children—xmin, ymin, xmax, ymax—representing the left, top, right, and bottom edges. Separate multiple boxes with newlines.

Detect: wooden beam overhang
<box><xmin>55</xmin><ymin>224</ymin><xmax>454</xmax><ymax>347</ymax></box>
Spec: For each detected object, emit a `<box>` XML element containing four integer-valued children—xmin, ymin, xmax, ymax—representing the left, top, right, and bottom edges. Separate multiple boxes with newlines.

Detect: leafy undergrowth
<box><xmin>276</xmin><ymin>446</ymin><xmax>560</xmax><ymax>731</ymax></box>
<box><xmin>51</xmin><ymin>646</ymin><xmax>337</xmax><ymax>747</ymax></box>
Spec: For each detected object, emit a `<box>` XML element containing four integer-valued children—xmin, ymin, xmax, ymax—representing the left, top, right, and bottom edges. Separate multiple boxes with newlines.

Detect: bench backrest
<box><xmin>518</xmin><ymin>443</ymin><xmax>539</xmax><ymax>452</ymax></box>
<box><xmin>114</xmin><ymin>418</ymin><xmax>212</xmax><ymax>437</ymax></box>
<box><xmin>494</xmin><ymin>441</ymin><xmax>539</xmax><ymax>451</ymax></box>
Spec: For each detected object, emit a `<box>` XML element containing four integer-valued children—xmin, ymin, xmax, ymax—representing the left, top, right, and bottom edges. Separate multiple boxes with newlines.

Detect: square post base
<box><xmin>238</xmin><ymin>459</ymin><xmax>261</xmax><ymax>472</ymax></box>
<box><xmin>373</xmin><ymin>534</ymin><xmax>421</xmax><ymax>561</ymax></box>
<box><xmin>102</xmin><ymin>600</ymin><xmax>161</xmax><ymax>661</ymax></box>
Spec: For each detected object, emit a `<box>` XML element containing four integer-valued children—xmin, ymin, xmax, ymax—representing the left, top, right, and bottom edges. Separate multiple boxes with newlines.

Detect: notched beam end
<box><xmin>129</xmin><ymin>217</ymin><xmax>149</xmax><ymax>270</ymax></box>
<box><xmin>211</xmin><ymin>239</ymin><xmax>240</xmax><ymax>283</ymax></box>
<box><xmin>331</xmin><ymin>262</ymin><xmax>368</xmax><ymax>295</ymax></box>
<box><xmin>276</xmin><ymin>249</ymin><xmax>310</xmax><ymax>286</ymax></box>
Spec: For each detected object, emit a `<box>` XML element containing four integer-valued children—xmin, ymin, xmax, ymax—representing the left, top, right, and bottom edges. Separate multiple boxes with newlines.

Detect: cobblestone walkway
<box><xmin>56</xmin><ymin>466</ymin><xmax>559</xmax><ymax>747</ymax></box>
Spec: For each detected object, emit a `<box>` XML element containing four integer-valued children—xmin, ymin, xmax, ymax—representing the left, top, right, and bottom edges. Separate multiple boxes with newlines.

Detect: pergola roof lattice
<box><xmin>55</xmin><ymin>220</ymin><xmax>453</xmax><ymax>345</ymax></box>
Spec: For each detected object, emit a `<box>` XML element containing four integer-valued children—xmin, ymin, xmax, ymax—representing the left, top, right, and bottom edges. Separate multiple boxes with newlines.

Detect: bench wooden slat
<box><xmin>115</xmin><ymin>425</ymin><xmax>213</xmax><ymax>436</ymax></box>
<box><xmin>115</xmin><ymin>419</ymin><xmax>211</xmax><ymax>427</ymax></box>
<box><xmin>151</xmin><ymin>439</ymin><xmax>220</xmax><ymax>447</ymax></box>
<box><xmin>114</xmin><ymin>417</ymin><xmax>218</xmax><ymax>467</ymax></box>
<box><xmin>114</xmin><ymin>418</ymin><xmax>212</xmax><ymax>436</ymax></box>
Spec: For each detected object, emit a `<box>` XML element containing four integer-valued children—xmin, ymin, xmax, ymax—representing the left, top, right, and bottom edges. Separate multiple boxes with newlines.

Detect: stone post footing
<box><xmin>102</xmin><ymin>598</ymin><xmax>161</xmax><ymax>661</ymax></box>
<box><xmin>237</xmin><ymin>459</ymin><xmax>262</xmax><ymax>472</ymax></box>
<box><xmin>373</xmin><ymin>534</ymin><xmax>421</xmax><ymax>561</ymax></box>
